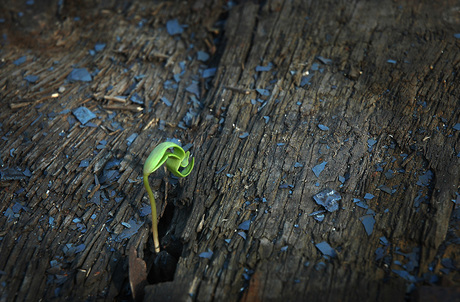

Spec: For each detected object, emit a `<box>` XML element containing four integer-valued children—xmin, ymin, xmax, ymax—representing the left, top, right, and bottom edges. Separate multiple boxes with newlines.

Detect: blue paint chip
<box><xmin>453</xmin><ymin>123</ymin><xmax>460</xmax><ymax>131</ymax></box>
<box><xmin>255</xmin><ymin>63</ymin><xmax>273</xmax><ymax>72</ymax></box>
<box><xmin>238</xmin><ymin>220</ymin><xmax>251</xmax><ymax>231</ymax></box>
<box><xmin>312</xmin><ymin>162</ymin><xmax>327</xmax><ymax>177</ymax></box>
<box><xmin>256</xmin><ymin>88</ymin><xmax>270</xmax><ymax>96</ymax></box>
<box><xmin>24</xmin><ymin>75</ymin><xmax>38</xmax><ymax>83</ymax></box>
<box><xmin>364</xmin><ymin>193</ymin><xmax>375</xmax><ymax>200</ymax></box>
<box><xmin>13</xmin><ymin>56</ymin><xmax>27</xmax><ymax>66</ymax></box>
<box><xmin>166</xmin><ymin>19</ymin><xmax>183</xmax><ymax>35</ymax></box>
<box><xmin>186</xmin><ymin>82</ymin><xmax>200</xmax><ymax>98</ymax></box>
<box><xmin>454</xmin><ymin>33</ymin><xmax>460</xmax><ymax>39</ymax></box>
<box><xmin>239</xmin><ymin>132</ymin><xmax>249</xmax><ymax>139</ymax></box>
<box><xmin>416</xmin><ymin>170</ymin><xmax>433</xmax><ymax>187</ymax></box>
<box><xmin>315</xmin><ymin>241</ymin><xmax>337</xmax><ymax>257</ymax></box>
<box><xmin>94</xmin><ymin>43</ymin><xmax>106</xmax><ymax>52</ymax></box>
<box><xmin>160</xmin><ymin>96</ymin><xmax>172</xmax><ymax>106</ymax></box>
<box><xmin>238</xmin><ymin>231</ymin><xmax>247</xmax><ymax>240</ymax></box>
<box><xmin>202</xmin><ymin>68</ymin><xmax>216</xmax><ymax>78</ymax></box>
<box><xmin>130</xmin><ymin>92</ymin><xmax>143</xmax><ymax>104</ymax></box>
<box><xmin>318</xmin><ymin>124</ymin><xmax>329</xmax><ymax>131</ymax></box>
<box><xmin>79</xmin><ymin>159</ymin><xmax>90</xmax><ymax>168</ymax></box>
<box><xmin>313</xmin><ymin>188</ymin><xmax>341</xmax><ymax>212</ymax></box>
<box><xmin>199</xmin><ymin>249</ymin><xmax>213</xmax><ymax>259</ymax></box>
<box><xmin>387</xmin><ymin>59</ymin><xmax>397</xmax><ymax>64</ymax></box>
<box><xmin>392</xmin><ymin>269</ymin><xmax>416</xmax><ymax>283</ymax></box>
<box><xmin>359</xmin><ymin>215</ymin><xmax>375</xmax><ymax>236</ymax></box>
<box><xmin>67</xmin><ymin>68</ymin><xmax>92</xmax><ymax>82</ymax></box>
<box><xmin>72</xmin><ymin>107</ymin><xmax>96</xmax><ymax>125</ymax></box>
<box><xmin>197</xmin><ymin>51</ymin><xmax>209</xmax><ymax>61</ymax></box>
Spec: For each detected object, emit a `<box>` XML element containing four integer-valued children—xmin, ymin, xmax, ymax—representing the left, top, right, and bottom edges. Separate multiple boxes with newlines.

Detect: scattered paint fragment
<box><xmin>24</xmin><ymin>75</ymin><xmax>38</xmax><ymax>83</ymax></box>
<box><xmin>160</xmin><ymin>96</ymin><xmax>172</xmax><ymax>107</ymax></box>
<box><xmin>454</xmin><ymin>33</ymin><xmax>460</xmax><ymax>39</ymax></box>
<box><xmin>202</xmin><ymin>68</ymin><xmax>216</xmax><ymax>78</ymax></box>
<box><xmin>416</xmin><ymin>170</ymin><xmax>433</xmax><ymax>187</ymax></box>
<box><xmin>239</xmin><ymin>132</ymin><xmax>249</xmax><ymax>139</ymax></box>
<box><xmin>238</xmin><ymin>231</ymin><xmax>247</xmax><ymax>240</ymax></box>
<box><xmin>197</xmin><ymin>51</ymin><xmax>209</xmax><ymax>61</ymax></box>
<box><xmin>238</xmin><ymin>220</ymin><xmax>251</xmax><ymax>231</ymax></box>
<box><xmin>256</xmin><ymin>88</ymin><xmax>270</xmax><ymax>96</ymax></box>
<box><xmin>94</xmin><ymin>43</ymin><xmax>105</xmax><ymax>52</ymax></box>
<box><xmin>364</xmin><ymin>193</ymin><xmax>374</xmax><ymax>200</ymax></box>
<box><xmin>318</xmin><ymin>124</ymin><xmax>329</xmax><ymax>131</ymax></box>
<box><xmin>281</xmin><ymin>246</ymin><xmax>288</xmax><ymax>252</ymax></box>
<box><xmin>312</xmin><ymin>162</ymin><xmax>327</xmax><ymax>177</ymax></box>
<box><xmin>387</xmin><ymin>59</ymin><xmax>397</xmax><ymax>64</ymax></box>
<box><xmin>166</xmin><ymin>19</ymin><xmax>183</xmax><ymax>35</ymax></box>
<box><xmin>115</xmin><ymin>219</ymin><xmax>144</xmax><ymax>241</ymax></box>
<box><xmin>67</xmin><ymin>68</ymin><xmax>92</xmax><ymax>82</ymax></box>
<box><xmin>392</xmin><ymin>269</ymin><xmax>416</xmax><ymax>282</ymax></box>
<box><xmin>126</xmin><ymin>133</ymin><xmax>138</xmax><ymax>146</ymax></box>
<box><xmin>186</xmin><ymin>82</ymin><xmax>200</xmax><ymax>98</ymax></box>
<box><xmin>255</xmin><ymin>63</ymin><xmax>273</xmax><ymax>72</ymax></box>
<box><xmin>13</xmin><ymin>56</ymin><xmax>27</xmax><ymax>66</ymax></box>
<box><xmin>313</xmin><ymin>188</ymin><xmax>341</xmax><ymax>212</ymax></box>
<box><xmin>199</xmin><ymin>249</ymin><xmax>213</xmax><ymax>259</ymax></box>
<box><xmin>359</xmin><ymin>215</ymin><xmax>375</xmax><ymax>236</ymax></box>
<box><xmin>316</xmin><ymin>56</ymin><xmax>332</xmax><ymax>65</ymax></box>
<box><xmin>315</xmin><ymin>241</ymin><xmax>337</xmax><ymax>257</ymax></box>
<box><xmin>72</xmin><ymin>107</ymin><xmax>96</xmax><ymax>125</ymax></box>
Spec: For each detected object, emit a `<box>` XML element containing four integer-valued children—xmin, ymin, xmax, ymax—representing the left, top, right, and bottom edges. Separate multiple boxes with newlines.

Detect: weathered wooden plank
<box><xmin>0</xmin><ymin>0</ymin><xmax>459</xmax><ymax>301</ymax></box>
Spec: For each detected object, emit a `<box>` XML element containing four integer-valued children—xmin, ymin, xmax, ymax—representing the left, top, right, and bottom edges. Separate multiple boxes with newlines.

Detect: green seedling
<box><xmin>143</xmin><ymin>142</ymin><xmax>194</xmax><ymax>253</ymax></box>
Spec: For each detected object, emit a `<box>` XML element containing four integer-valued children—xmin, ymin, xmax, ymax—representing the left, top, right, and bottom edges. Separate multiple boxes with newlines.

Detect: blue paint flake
<box><xmin>455</xmin><ymin>33</ymin><xmax>460</xmax><ymax>39</ymax></box>
<box><xmin>359</xmin><ymin>215</ymin><xmax>375</xmax><ymax>236</ymax></box>
<box><xmin>281</xmin><ymin>246</ymin><xmax>288</xmax><ymax>252</ymax></box>
<box><xmin>238</xmin><ymin>231</ymin><xmax>247</xmax><ymax>240</ymax></box>
<box><xmin>294</xmin><ymin>162</ymin><xmax>303</xmax><ymax>168</ymax></box>
<box><xmin>453</xmin><ymin>123</ymin><xmax>460</xmax><ymax>131</ymax></box>
<box><xmin>126</xmin><ymin>133</ymin><xmax>138</xmax><ymax>146</ymax></box>
<box><xmin>387</xmin><ymin>59</ymin><xmax>397</xmax><ymax>64</ymax></box>
<box><xmin>115</xmin><ymin>219</ymin><xmax>144</xmax><ymax>241</ymax></box>
<box><xmin>312</xmin><ymin>162</ymin><xmax>327</xmax><ymax>177</ymax></box>
<box><xmin>24</xmin><ymin>75</ymin><xmax>38</xmax><ymax>83</ymax></box>
<box><xmin>364</xmin><ymin>193</ymin><xmax>375</xmax><ymax>200</ymax></box>
<box><xmin>392</xmin><ymin>269</ymin><xmax>416</xmax><ymax>283</ymax></box>
<box><xmin>202</xmin><ymin>68</ymin><xmax>216</xmax><ymax>78</ymax></box>
<box><xmin>316</xmin><ymin>56</ymin><xmax>332</xmax><ymax>65</ymax></box>
<box><xmin>94</xmin><ymin>43</ymin><xmax>106</xmax><ymax>52</ymax></box>
<box><xmin>72</xmin><ymin>107</ymin><xmax>96</xmax><ymax>125</ymax></box>
<box><xmin>416</xmin><ymin>170</ymin><xmax>433</xmax><ymax>187</ymax></box>
<box><xmin>239</xmin><ymin>132</ymin><xmax>249</xmax><ymax>139</ymax></box>
<box><xmin>197</xmin><ymin>51</ymin><xmax>209</xmax><ymax>61</ymax></box>
<box><xmin>315</xmin><ymin>241</ymin><xmax>337</xmax><ymax>257</ymax></box>
<box><xmin>255</xmin><ymin>63</ymin><xmax>273</xmax><ymax>72</ymax></box>
<box><xmin>238</xmin><ymin>220</ymin><xmax>251</xmax><ymax>231</ymax></box>
<box><xmin>160</xmin><ymin>96</ymin><xmax>172</xmax><ymax>106</ymax></box>
<box><xmin>186</xmin><ymin>82</ymin><xmax>200</xmax><ymax>98</ymax></box>
<box><xmin>256</xmin><ymin>88</ymin><xmax>270</xmax><ymax>96</ymax></box>
<box><xmin>166</xmin><ymin>19</ymin><xmax>183</xmax><ymax>35</ymax></box>
<box><xmin>67</xmin><ymin>68</ymin><xmax>92</xmax><ymax>82</ymax></box>
<box><xmin>313</xmin><ymin>188</ymin><xmax>341</xmax><ymax>212</ymax></box>
<box><xmin>318</xmin><ymin>124</ymin><xmax>329</xmax><ymax>131</ymax></box>
<box><xmin>13</xmin><ymin>56</ymin><xmax>27</xmax><ymax>66</ymax></box>
<box><xmin>199</xmin><ymin>249</ymin><xmax>213</xmax><ymax>259</ymax></box>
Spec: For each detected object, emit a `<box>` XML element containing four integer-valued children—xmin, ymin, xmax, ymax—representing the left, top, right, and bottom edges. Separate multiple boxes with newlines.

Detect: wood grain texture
<box><xmin>0</xmin><ymin>0</ymin><xmax>459</xmax><ymax>301</ymax></box>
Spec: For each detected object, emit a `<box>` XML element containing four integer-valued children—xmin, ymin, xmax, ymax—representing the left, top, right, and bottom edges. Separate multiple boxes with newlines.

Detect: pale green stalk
<box><xmin>143</xmin><ymin>142</ymin><xmax>194</xmax><ymax>253</ymax></box>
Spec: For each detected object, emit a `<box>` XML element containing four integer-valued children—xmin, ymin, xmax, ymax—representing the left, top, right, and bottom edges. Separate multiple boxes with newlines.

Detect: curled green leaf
<box><xmin>143</xmin><ymin>142</ymin><xmax>194</xmax><ymax>253</ymax></box>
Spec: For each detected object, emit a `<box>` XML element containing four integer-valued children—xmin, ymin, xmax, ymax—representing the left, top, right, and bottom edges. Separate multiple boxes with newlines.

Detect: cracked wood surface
<box><xmin>0</xmin><ymin>0</ymin><xmax>459</xmax><ymax>301</ymax></box>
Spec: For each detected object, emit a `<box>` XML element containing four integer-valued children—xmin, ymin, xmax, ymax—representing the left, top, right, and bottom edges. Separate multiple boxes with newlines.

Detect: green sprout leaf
<box><xmin>143</xmin><ymin>142</ymin><xmax>194</xmax><ymax>253</ymax></box>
